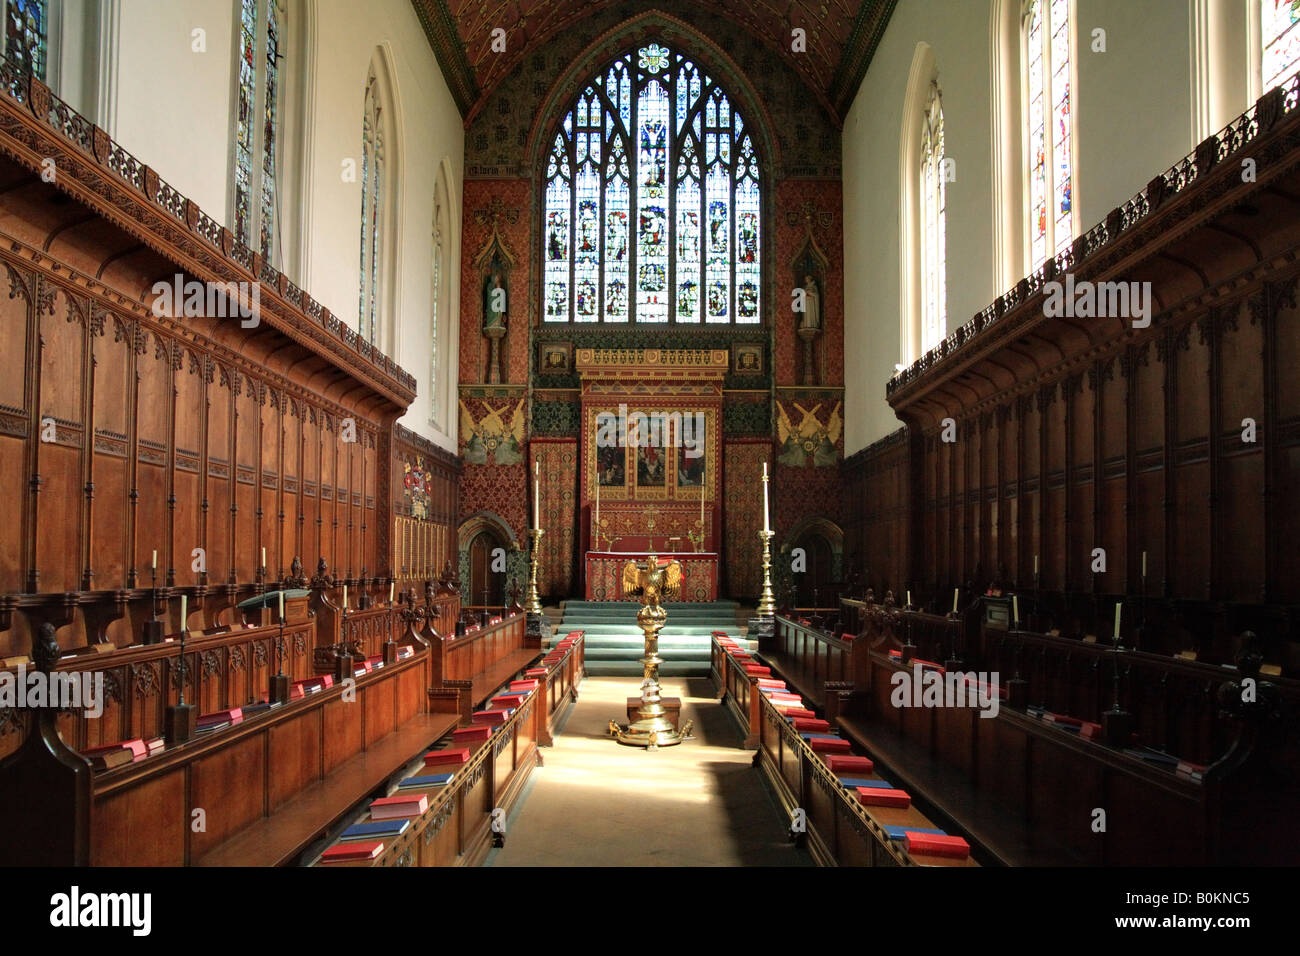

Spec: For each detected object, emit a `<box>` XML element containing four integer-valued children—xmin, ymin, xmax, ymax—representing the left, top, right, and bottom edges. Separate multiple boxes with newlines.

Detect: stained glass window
<box><xmin>1024</xmin><ymin>0</ymin><xmax>1073</xmax><ymax>271</ymax></box>
<box><xmin>920</xmin><ymin>83</ymin><xmax>946</xmax><ymax>353</ymax></box>
<box><xmin>543</xmin><ymin>43</ymin><xmax>761</xmax><ymax>323</ymax></box>
<box><xmin>1263</xmin><ymin>1</ymin><xmax>1300</xmax><ymax>92</ymax></box>
<box><xmin>233</xmin><ymin>0</ymin><xmax>283</xmax><ymax>264</ymax></box>
<box><xmin>358</xmin><ymin>73</ymin><xmax>384</xmax><ymax>346</ymax></box>
<box><xmin>431</xmin><ymin>216</ymin><xmax>441</xmax><ymax>421</ymax></box>
<box><xmin>3</xmin><ymin>0</ymin><xmax>45</xmax><ymax>81</ymax></box>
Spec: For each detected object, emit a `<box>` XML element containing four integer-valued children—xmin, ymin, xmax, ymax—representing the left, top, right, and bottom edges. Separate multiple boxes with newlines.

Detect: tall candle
<box><xmin>1033</xmin><ymin>554</ymin><xmax>1039</xmax><ymax>575</ymax></box>
<box><xmin>906</xmin><ymin>590</ymin><xmax>913</xmax><ymax>608</ymax></box>
<box><xmin>595</xmin><ymin>481</ymin><xmax>600</xmax><ymax>530</ymax></box>
<box><xmin>278</xmin><ymin>589</ymin><xmax>284</xmax><ymax>622</ymax></box>
<box><xmin>343</xmin><ymin>585</ymin><xmax>348</xmax><ymax>609</ymax></box>
<box><xmin>952</xmin><ymin>588</ymin><xmax>959</xmax><ymax>614</ymax></box>
<box><xmin>1113</xmin><ymin>602</ymin><xmax>1122</xmax><ymax>640</ymax></box>
<box><xmin>762</xmin><ymin>462</ymin><xmax>770</xmax><ymax>533</ymax></box>
<box><xmin>699</xmin><ymin>486</ymin><xmax>705</xmax><ymax>527</ymax></box>
<box><xmin>261</xmin><ymin>546</ymin><xmax>266</xmax><ymax>568</ymax></box>
<box><xmin>534</xmin><ymin>462</ymin><xmax>540</xmax><ymax>529</ymax></box>
<box><xmin>151</xmin><ymin>549</ymin><xmax>157</xmax><ymax>570</ymax></box>
<box><xmin>390</xmin><ymin>582</ymin><xmax>395</xmax><ymax>603</ymax></box>
<box><xmin>1141</xmin><ymin>551</ymin><xmax>1147</xmax><ymax>577</ymax></box>
<box><xmin>180</xmin><ymin>594</ymin><xmax>187</xmax><ymax>631</ymax></box>
<box><xmin>1013</xmin><ymin>594</ymin><xmax>1020</xmax><ymax>625</ymax></box>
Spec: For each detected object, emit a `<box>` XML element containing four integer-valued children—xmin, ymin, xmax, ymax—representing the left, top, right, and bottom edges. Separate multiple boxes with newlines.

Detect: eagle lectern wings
<box><xmin>621</xmin><ymin>557</ymin><xmax>682</xmax><ymax>605</ymax></box>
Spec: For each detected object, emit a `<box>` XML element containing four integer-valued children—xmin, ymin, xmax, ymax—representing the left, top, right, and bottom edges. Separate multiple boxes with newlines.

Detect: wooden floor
<box><xmin>488</xmin><ymin>677</ymin><xmax>814</xmax><ymax>866</ymax></box>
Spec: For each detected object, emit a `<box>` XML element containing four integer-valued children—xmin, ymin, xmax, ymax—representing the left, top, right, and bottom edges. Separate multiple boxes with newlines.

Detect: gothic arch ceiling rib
<box><xmin>411</xmin><ymin>0</ymin><xmax>896</xmax><ymax>125</ymax></box>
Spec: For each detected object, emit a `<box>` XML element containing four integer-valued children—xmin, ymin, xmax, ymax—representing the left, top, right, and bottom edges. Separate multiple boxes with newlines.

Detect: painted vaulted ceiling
<box><xmin>409</xmin><ymin>0</ymin><xmax>897</xmax><ymax>127</ymax></box>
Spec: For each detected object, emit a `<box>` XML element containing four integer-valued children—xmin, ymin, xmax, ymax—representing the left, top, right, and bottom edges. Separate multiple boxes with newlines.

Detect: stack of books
<box><xmin>523</xmin><ymin>667</ymin><xmax>547</xmax><ymax>678</ymax></box>
<box><xmin>397</xmin><ymin>772</ymin><xmax>455</xmax><ymax>790</ymax></box>
<box><xmin>82</xmin><ymin>739</ymin><xmax>148</xmax><ymax>770</ymax></box>
<box><xmin>902</xmin><ymin>830</ymin><xmax>970</xmax><ymax>859</ymax></box>
<box><xmin>1176</xmin><ymin>760</ymin><xmax>1207</xmax><ymax>781</ymax></box>
<box><xmin>396</xmin><ymin>645</ymin><xmax>414</xmax><ymax>661</ymax></box>
<box><xmin>320</xmin><ymin>841</ymin><xmax>384</xmax><ymax>863</ymax></box>
<box><xmin>793</xmin><ymin>718</ymin><xmax>832</xmax><ymax>732</ymax></box>
<box><xmin>369</xmin><ymin>793</ymin><xmax>429</xmax><ymax>820</ymax></box>
<box><xmin>196</xmin><ymin>708</ymin><xmax>243</xmax><ymax>733</ymax></box>
<box><xmin>805</xmin><ymin>735</ymin><xmax>852</xmax><ymax>754</ymax></box>
<box><xmin>491</xmin><ymin>693</ymin><xmax>528</xmax><ymax>708</ymax></box>
<box><xmin>340</xmin><ymin>819</ymin><xmax>410</xmax><ymax>842</ymax></box>
<box><xmin>423</xmin><ymin>748</ymin><xmax>471</xmax><ymax>767</ymax></box>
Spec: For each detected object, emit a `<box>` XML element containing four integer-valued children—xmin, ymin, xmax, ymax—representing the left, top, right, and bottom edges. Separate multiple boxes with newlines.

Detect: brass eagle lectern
<box><xmin>607</xmin><ymin>554</ymin><xmax>694</xmax><ymax>749</ymax></box>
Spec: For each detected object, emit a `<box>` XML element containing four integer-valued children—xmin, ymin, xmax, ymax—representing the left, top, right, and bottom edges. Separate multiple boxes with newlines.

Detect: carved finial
<box><xmin>33</xmin><ymin>621</ymin><xmax>60</xmax><ymax>673</ymax></box>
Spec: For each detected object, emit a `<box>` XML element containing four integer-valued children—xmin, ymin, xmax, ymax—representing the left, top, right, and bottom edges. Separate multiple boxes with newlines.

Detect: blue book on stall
<box><xmin>341</xmin><ymin>819</ymin><xmax>410</xmax><ymax>841</ymax></box>
<box><xmin>800</xmin><ymin>733</ymin><xmax>841</xmax><ymax>741</ymax></box>
<box><xmin>838</xmin><ymin>778</ymin><xmax>893</xmax><ymax>790</ymax></box>
<box><xmin>883</xmin><ymin>825</ymin><xmax>947</xmax><ymax>841</ymax></box>
<box><xmin>397</xmin><ymin>773</ymin><xmax>455</xmax><ymax>789</ymax></box>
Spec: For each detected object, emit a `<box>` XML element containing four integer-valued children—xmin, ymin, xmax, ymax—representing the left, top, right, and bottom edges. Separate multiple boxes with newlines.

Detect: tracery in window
<box><xmin>919</xmin><ymin>82</ymin><xmax>946</xmax><ymax>353</ymax></box>
<box><xmin>543</xmin><ymin>43</ymin><xmax>761</xmax><ymax>324</ymax></box>
<box><xmin>234</xmin><ymin>0</ymin><xmax>283</xmax><ymax>262</ymax></box>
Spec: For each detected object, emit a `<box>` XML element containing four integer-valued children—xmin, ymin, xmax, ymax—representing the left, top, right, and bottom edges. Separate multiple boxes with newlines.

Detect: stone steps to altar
<box><xmin>551</xmin><ymin>600</ymin><xmax>755</xmax><ymax>676</ymax></box>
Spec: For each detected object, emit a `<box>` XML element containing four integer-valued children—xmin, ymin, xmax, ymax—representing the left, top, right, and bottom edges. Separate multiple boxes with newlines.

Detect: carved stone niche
<box><xmin>474</xmin><ymin>228</ymin><xmax>516</xmax><ymax>385</ymax></box>
<box><xmin>791</xmin><ymin>235</ymin><xmax>830</xmax><ymax>386</ymax></box>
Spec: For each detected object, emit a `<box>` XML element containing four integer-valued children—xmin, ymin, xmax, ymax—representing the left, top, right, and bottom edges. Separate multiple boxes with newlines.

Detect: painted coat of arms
<box><xmin>404</xmin><ymin>457</ymin><xmax>431</xmax><ymax>519</ymax></box>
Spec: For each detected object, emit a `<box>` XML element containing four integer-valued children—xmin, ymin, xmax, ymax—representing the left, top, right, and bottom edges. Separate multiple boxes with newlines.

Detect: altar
<box><xmin>584</xmin><ymin>551</ymin><xmax>719</xmax><ymax>602</ymax></box>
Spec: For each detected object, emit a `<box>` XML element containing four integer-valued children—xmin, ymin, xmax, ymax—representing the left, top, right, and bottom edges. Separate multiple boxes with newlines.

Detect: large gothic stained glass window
<box><xmin>543</xmin><ymin>43</ymin><xmax>761</xmax><ymax>324</ymax></box>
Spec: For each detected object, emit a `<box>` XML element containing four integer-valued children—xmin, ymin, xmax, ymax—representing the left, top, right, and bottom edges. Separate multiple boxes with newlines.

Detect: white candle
<box><xmin>1013</xmin><ymin>594</ymin><xmax>1020</xmax><ymax>624</ymax></box>
<box><xmin>906</xmin><ymin>590</ymin><xmax>912</xmax><ymax>607</ymax></box>
<box><xmin>1033</xmin><ymin>554</ymin><xmax>1039</xmax><ymax>575</ymax></box>
<box><xmin>180</xmin><ymin>594</ymin><xmax>187</xmax><ymax>631</ymax></box>
<box><xmin>390</xmin><ymin>582</ymin><xmax>395</xmax><ymax>603</ymax></box>
<box><xmin>595</xmin><ymin>480</ymin><xmax>600</xmax><ymax>530</ymax></box>
<box><xmin>261</xmin><ymin>546</ymin><xmax>266</xmax><ymax>568</ymax></box>
<box><xmin>278</xmin><ymin>590</ymin><xmax>284</xmax><ymax>622</ymax></box>
<box><xmin>534</xmin><ymin>462</ymin><xmax>540</xmax><ymax>529</ymax></box>
<box><xmin>343</xmin><ymin>585</ymin><xmax>348</xmax><ymax>609</ymax></box>
<box><xmin>1113</xmin><ymin>602</ymin><xmax>1122</xmax><ymax>640</ymax></box>
<box><xmin>1142</xmin><ymin>551</ymin><xmax>1147</xmax><ymax>577</ymax></box>
<box><xmin>151</xmin><ymin>549</ymin><xmax>157</xmax><ymax>570</ymax></box>
<box><xmin>699</xmin><ymin>486</ymin><xmax>705</xmax><ymax>527</ymax></box>
<box><xmin>952</xmin><ymin>588</ymin><xmax>959</xmax><ymax>613</ymax></box>
<box><xmin>762</xmin><ymin>462</ymin><xmax>770</xmax><ymax>533</ymax></box>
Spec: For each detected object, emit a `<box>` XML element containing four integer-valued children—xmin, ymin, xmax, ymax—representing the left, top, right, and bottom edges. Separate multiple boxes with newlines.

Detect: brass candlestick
<box><xmin>524</xmin><ymin>527</ymin><xmax>544</xmax><ymax>615</ymax></box>
<box><xmin>757</xmin><ymin>529</ymin><xmax>777</xmax><ymax>618</ymax></box>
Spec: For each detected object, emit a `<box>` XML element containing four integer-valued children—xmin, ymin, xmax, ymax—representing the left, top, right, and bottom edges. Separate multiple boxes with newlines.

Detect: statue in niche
<box><xmin>799</xmin><ymin>274</ymin><xmax>821</xmax><ymax>332</ymax></box>
<box><xmin>483</xmin><ymin>272</ymin><xmax>508</xmax><ymax>332</ymax></box>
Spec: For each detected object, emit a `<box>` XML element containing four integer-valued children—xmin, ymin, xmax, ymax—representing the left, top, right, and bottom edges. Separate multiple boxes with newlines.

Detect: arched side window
<box><xmin>232</xmin><ymin>0</ymin><xmax>283</xmax><ymax>263</ymax></box>
<box><xmin>2</xmin><ymin>0</ymin><xmax>46</xmax><ymax>79</ymax></box>
<box><xmin>919</xmin><ymin>82</ymin><xmax>946</xmax><ymax>355</ymax></box>
<box><xmin>1261</xmin><ymin>0</ymin><xmax>1300</xmax><ymax>92</ymax></box>
<box><xmin>358</xmin><ymin>69</ymin><xmax>385</xmax><ymax>347</ymax></box>
<box><xmin>430</xmin><ymin>176</ymin><xmax>446</xmax><ymax>429</ymax></box>
<box><xmin>1023</xmin><ymin>0</ymin><xmax>1075</xmax><ymax>271</ymax></box>
<box><xmin>542</xmin><ymin>42</ymin><xmax>762</xmax><ymax>325</ymax></box>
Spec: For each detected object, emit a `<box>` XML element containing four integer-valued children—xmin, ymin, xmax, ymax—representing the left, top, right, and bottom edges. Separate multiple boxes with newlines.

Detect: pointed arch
<box><xmin>899</xmin><ymin>41</ymin><xmax>938</xmax><ymax>366</ymax></box>
<box><xmin>357</xmin><ymin>43</ymin><xmax>403</xmax><ymax>358</ymax></box>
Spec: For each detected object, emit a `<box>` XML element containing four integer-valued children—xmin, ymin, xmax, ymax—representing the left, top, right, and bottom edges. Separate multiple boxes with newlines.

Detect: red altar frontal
<box><xmin>584</xmin><ymin>552</ymin><xmax>719</xmax><ymax>602</ymax></box>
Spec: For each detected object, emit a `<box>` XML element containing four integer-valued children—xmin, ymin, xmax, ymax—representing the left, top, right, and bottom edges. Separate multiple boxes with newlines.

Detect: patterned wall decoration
<box><xmin>774</xmin><ymin>182</ymin><xmax>844</xmax><ymax>387</ymax></box>
<box><xmin>775</xmin><ymin>389</ymin><xmax>845</xmax><ymax>468</ymax></box>
<box><xmin>774</xmin><ymin>461</ymin><xmax>841</xmax><ymax>550</ymax></box>
<box><xmin>723</xmin><ymin>391</ymin><xmax>771</xmax><ymax>436</ymax></box>
<box><xmin>724</xmin><ymin>440</ymin><xmax>771</xmax><ymax>599</ymax></box>
<box><xmin>530</xmin><ymin>438</ymin><xmax>579</xmax><ymax>597</ymax></box>
<box><xmin>458</xmin><ymin>462</ymin><xmax>528</xmax><ymax>544</ymax></box>
<box><xmin>463</xmin><ymin>6</ymin><xmax>841</xmax><ymax>180</ymax></box>
<box><xmin>531</xmin><ymin>392</ymin><xmax>581</xmax><ymax>436</ymax></box>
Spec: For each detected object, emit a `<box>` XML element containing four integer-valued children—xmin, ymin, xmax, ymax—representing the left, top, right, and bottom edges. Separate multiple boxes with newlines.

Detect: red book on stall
<box><xmin>744</xmin><ymin>666</ymin><xmax>771</xmax><ymax>676</ymax></box>
<box><xmin>453</xmin><ymin>726</ymin><xmax>492</xmax><ymax>742</ymax></box>
<box><xmin>491</xmin><ymin>694</ymin><xmax>528</xmax><ymax>707</ymax></box>
<box><xmin>809</xmin><ymin>737</ymin><xmax>851</xmax><ymax>753</ymax></box>
<box><xmin>855</xmin><ymin>787</ymin><xmax>911</xmax><ymax>809</ymax></box>
<box><xmin>756</xmin><ymin>678</ymin><xmax>786</xmax><ymax>688</ymax></box>
<box><xmin>1079</xmin><ymin>721</ymin><xmax>1103</xmax><ymax>740</ymax></box>
<box><xmin>904</xmin><ymin>832</ymin><xmax>970</xmax><ymax>858</ymax></box>
<box><xmin>793</xmin><ymin>718</ymin><xmax>831</xmax><ymax>732</ymax></box>
<box><xmin>321</xmin><ymin>841</ymin><xmax>384</xmax><ymax>863</ymax></box>
<box><xmin>827</xmin><ymin>755</ymin><xmax>875</xmax><ymax>774</ymax></box>
<box><xmin>290</xmin><ymin>683</ymin><xmax>305</xmax><ymax>700</ymax></box>
<box><xmin>369</xmin><ymin>794</ymin><xmax>429</xmax><ymax>820</ymax></box>
<box><xmin>523</xmin><ymin>669</ymin><xmax>548</xmax><ymax>678</ymax></box>
<box><xmin>567</xmin><ymin>631</ymin><xmax>584</xmax><ymax>637</ymax></box>
<box><xmin>424</xmin><ymin>748</ymin><xmax>471</xmax><ymax>767</ymax></box>
<box><xmin>472</xmin><ymin>709</ymin><xmax>511</xmax><ymax>725</ymax></box>
<box><xmin>510</xmin><ymin>680</ymin><xmax>540</xmax><ymax>691</ymax></box>
<box><xmin>779</xmin><ymin>707</ymin><xmax>816</xmax><ymax>719</ymax></box>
